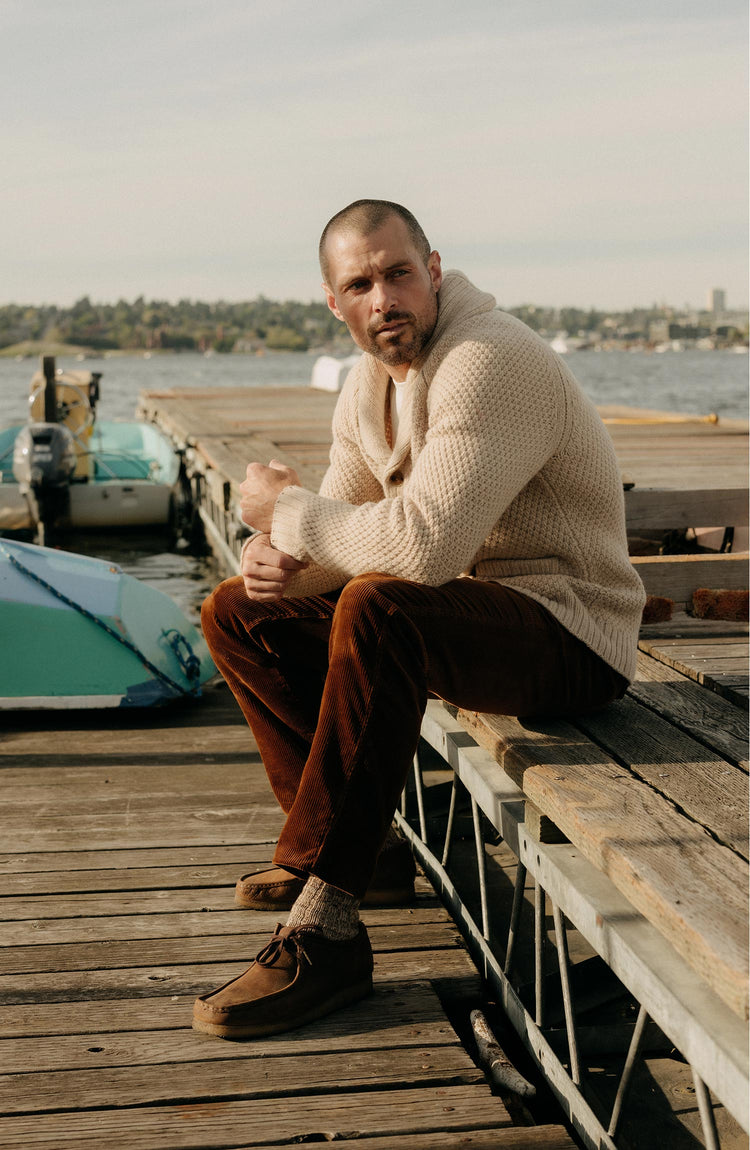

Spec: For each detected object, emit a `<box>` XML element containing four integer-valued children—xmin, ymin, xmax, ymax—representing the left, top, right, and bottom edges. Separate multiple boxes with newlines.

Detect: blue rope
<box><xmin>1</xmin><ymin>542</ymin><xmax>201</xmax><ymax>699</ymax></box>
<box><xmin>162</xmin><ymin>627</ymin><xmax>201</xmax><ymax>682</ymax></box>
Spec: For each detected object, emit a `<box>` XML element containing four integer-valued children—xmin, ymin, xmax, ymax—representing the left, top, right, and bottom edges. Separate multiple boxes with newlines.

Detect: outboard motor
<box><xmin>12</xmin><ymin>422</ymin><xmax>76</xmax><ymax>544</ymax></box>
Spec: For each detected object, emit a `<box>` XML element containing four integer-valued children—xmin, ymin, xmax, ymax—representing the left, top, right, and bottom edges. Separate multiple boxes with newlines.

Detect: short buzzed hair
<box><xmin>319</xmin><ymin>199</ymin><xmax>431</xmax><ymax>284</ymax></box>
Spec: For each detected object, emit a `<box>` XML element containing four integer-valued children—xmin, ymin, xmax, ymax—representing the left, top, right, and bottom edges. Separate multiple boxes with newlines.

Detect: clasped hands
<box><xmin>239</xmin><ymin>460</ymin><xmax>306</xmax><ymax>601</ymax></box>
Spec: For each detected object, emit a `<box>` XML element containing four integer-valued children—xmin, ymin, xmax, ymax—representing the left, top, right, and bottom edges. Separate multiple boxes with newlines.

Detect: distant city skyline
<box><xmin>1</xmin><ymin>280</ymin><xmax>745</xmax><ymax>312</ymax></box>
<box><xmin>2</xmin><ymin>1</ymin><xmax>747</xmax><ymax>311</ymax></box>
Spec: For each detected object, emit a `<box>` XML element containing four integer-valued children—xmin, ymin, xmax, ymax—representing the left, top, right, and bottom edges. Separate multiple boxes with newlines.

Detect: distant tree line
<box><xmin>0</xmin><ymin>296</ymin><xmax>745</xmax><ymax>356</ymax></box>
<box><xmin>0</xmin><ymin>296</ymin><xmax>352</xmax><ymax>355</ymax></box>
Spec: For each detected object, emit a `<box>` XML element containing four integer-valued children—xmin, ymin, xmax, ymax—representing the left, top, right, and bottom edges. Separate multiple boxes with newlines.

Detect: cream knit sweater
<box><xmin>268</xmin><ymin>271</ymin><xmax>646</xmax><ymax>682</ymax></box>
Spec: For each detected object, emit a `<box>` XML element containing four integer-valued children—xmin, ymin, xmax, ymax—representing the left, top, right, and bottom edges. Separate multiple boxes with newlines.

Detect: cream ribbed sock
<box><xmin>286</xmin><ymin>875</ymin><xmax>360</xmax><ymax>941</ymax></box>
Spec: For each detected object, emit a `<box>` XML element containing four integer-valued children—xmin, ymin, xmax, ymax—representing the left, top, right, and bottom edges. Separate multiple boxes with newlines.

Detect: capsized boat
<box><xmin>0</xmin><ymin>538</ymin><xmax>216</xmax><ymax>709</ymax></box>
<box><xmin>0</xmin><ymin>357</ymin><xmax>185</xmax><ymax>542</ymax></box>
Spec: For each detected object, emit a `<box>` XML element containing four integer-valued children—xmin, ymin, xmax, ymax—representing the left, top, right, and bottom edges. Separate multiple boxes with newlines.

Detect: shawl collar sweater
<box><xmin>269</xmin><ymin>271</ymin><xmax>645</xmax><ymax>682</ymax></box>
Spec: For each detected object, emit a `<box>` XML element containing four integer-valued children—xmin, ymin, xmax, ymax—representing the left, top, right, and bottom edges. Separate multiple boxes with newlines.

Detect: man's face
<box><xmin>322</xmin><ymin>215</ymin><xmax>442</xmax><ymax>380</ymax></box>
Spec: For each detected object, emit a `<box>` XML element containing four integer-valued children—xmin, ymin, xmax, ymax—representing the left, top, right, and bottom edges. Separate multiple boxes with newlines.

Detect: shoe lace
<box><xmin>255</xmin><ymin>925</ymin><xmax>313</xmax><ymax>968</ymax></box>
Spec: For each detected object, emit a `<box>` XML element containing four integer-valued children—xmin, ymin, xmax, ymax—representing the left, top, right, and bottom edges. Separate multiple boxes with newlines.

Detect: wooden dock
<box><xmin>136</xmin><ymin>387</ymin><xmax>750</xmax><ymax>603</ymax></box>
<box><xmin>0</xmin><ymin>686</ymin><xmax>577</xmax><ymax>1148</ymax></box>
<box><xmin>2</xmin><ymin>382</ymin><xmax>747</xmax><ymax>1148</ymax></box>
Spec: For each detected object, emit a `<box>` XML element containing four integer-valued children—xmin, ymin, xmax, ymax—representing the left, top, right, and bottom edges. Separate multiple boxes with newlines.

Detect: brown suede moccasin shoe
<box><xmin>192</xmin><ymin>922</ymin><xmax>373</xmax><ymax>1039</ymax></box>
<box><xmin>234</xmin><ymin>867</ymin><xmax>305</xmax><ymax>910</ymax></box>
<box><xmin>234</xmin><ymin>836</ymin><xmax>417</xmax><ymax>910</ymax></box>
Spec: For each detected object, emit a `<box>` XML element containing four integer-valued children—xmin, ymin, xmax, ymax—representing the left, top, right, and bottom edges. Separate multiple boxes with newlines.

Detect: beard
<box><xmin>363</xmin><ymin>302</ymin><xmax>438</xmax><ymax>368</ymax></box>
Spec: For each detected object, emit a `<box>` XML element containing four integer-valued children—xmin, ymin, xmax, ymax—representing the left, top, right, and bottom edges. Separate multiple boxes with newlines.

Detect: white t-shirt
<box><xmin>390</xmin><ymin>377</ymin><xmax>412</xmax><ymax>441</ymax></box>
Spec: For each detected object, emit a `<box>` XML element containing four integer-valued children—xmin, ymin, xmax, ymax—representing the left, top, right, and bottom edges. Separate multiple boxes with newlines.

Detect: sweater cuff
<box><xmin>270</xmin><ymin>485</ymin><xmax>318</xmax><ymax>560</ymax></box>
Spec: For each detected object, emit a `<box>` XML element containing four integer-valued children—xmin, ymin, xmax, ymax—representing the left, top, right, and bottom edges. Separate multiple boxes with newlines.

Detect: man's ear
<box><xmin>322</xmin><ymin>283</ymin><xmax>344</xmax><ymax>322</ymax></box>
<box><xmin>427</xmin><ymin>251</ymin><xmax>443</xmax><ymax>293</ymax></box>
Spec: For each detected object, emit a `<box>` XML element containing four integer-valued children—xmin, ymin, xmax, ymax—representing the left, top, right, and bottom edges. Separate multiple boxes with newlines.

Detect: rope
<box><xmin>162</xmin><ymin>628</ymin><xmax>201</xmax><ymax>682</ymax></box>
<box><xmin>0</xmin><ymin>542</ymin><xmax>201</xmax><ymax>699</ymax></box>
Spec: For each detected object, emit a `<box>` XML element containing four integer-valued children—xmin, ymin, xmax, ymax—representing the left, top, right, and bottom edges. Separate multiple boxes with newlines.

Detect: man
<box><xmin>193</xmin><ymin>199</ymin><xmax>645</xmax><ymax>1040</ymax></box>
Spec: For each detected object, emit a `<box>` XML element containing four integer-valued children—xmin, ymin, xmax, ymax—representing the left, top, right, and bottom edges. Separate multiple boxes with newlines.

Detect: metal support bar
<box><xmin>608</xmin><ymin>1004</ymin><xmax>649</xmax><ymax>1138</ymax></box>
<box><xmin>535</xmin><ymin>880</ymin><xmax>547</xmax><ymax>1028</ymax></box>
<box><xmin>503</xmin><ymin>860</ymin><xmax>527</xmax><ymax>977</ymax></box>
<box><xmin>692</xmin><ymin>1072</ymin><xmax>721</xmax><ymax>1150</ymax></box>
<box><xmin>441</xmin><ymin>773</ymin><xmax>459</xmax><ymax>868</ymax></box>
<box><xmin>412</xmin><ymin>751</ymin><xmax>428</xmax><ymax>843</ymax></box>
<box><xmin>395</xmin><ymin>808</ymin><xmax>619</xmax><ymax>1150</ymax></box>
<box><xmin>552</xmin><ymin>900</ymin><xmax>582</xmax><ymax>1086</ymax></box>
<box><xmin>471</xmin><ymin>794</ymin><xmax>491</xmax><ymax>940</ymax></box>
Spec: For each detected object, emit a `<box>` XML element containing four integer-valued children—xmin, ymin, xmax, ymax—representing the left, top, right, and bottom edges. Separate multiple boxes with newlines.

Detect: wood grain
<box><xmin>0</xmin><ymin>1087</ymin><xmax>511</xmax><ymax>1148</ymax></box>
<box><xmin>460</xmin><ymin>708</ymin><xmax>749</xmax><ymax>1018</ymax></box>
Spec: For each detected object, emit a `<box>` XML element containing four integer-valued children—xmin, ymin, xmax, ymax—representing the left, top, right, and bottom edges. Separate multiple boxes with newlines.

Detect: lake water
<box><xmin>1</xmin><ymin>346</ymin><xmax>747</xmax><ymax>426</ymax></box>
<box><xmin>1</xmin><ymin>347</ymin><xmax>746</xmax><ymax>618</ymax></box>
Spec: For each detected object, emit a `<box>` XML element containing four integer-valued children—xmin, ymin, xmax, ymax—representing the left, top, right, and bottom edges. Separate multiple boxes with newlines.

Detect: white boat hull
<box><xmin>0</xmin><ymin>479</ymin><xmax>174</xmax><ymax>531</ymax></box>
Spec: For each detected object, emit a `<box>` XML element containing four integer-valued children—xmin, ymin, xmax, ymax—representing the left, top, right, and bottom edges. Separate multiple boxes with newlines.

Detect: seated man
<box><xmin>193</xmin><ymin>199</ymin><xmax>645</xmax><ymax>1040</ymax></box>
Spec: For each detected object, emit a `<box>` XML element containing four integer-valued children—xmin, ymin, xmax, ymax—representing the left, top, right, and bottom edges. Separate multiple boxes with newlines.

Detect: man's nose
<box><xmin>371</xmin><ymin>279</ymin><xmax>396</xmax><ymax>312</ymax></box>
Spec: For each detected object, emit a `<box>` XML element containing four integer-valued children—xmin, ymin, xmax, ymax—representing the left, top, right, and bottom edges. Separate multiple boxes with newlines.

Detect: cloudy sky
<box><xmin>2</xmin><ymin>0</ymin><xmax>747</xmax><ymax>310</ymax></box>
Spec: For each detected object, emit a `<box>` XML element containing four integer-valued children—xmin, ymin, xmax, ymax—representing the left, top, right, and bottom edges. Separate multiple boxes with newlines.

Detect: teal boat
<box><xmin>0</xmin><ymin>358</ymin><xmax>184</xmax><ymax>541</ymax></box>
<box><xmin>0</xmin><ymin>538</ymin><xmax>216</xmax><ymax>709</ymax></box>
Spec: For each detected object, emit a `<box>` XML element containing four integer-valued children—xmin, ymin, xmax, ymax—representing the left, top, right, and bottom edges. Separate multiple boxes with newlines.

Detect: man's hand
<box><xmin>239</xmin><ymin>459</ymin><xmax>300</xmax><ymax>534</ymax></box>
<box><xmin>241</xmin><ymin>534</ymin><xmax>306</xmax><ymax>601</ymax></box>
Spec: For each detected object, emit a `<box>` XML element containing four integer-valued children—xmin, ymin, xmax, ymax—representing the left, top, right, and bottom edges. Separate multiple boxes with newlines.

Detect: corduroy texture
<box><xmin>202</xmin><ymin>572</ymin><xmax>627</xmax><ymax>898</ymax></box>
<box><xmin>252</xmin><ymin>271</ymin><xmax>645</xmax><ymax>684</ymax></box>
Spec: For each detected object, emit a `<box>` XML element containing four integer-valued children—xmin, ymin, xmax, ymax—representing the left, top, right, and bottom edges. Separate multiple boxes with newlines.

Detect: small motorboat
<box><xmin>0</xmin><ymin>537</ymin><xmax>216</xmax><ymax>709</ymax></box>
<box><xmin>0</xmin><ymin>357</ymin><xmax>185</xmax><ymax>543</ymax></box>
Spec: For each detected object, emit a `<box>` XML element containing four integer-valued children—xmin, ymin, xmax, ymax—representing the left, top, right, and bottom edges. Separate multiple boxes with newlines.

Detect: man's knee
<box><xmin>334</xmin><ymin>573</ymin><xmax>430</xmax><ymax>642</ymax></box>
<box><xmin>337</xmin><ymin>572</ymin><xmax>406</xmax><ymax>614</ymax></box>
<box><xmin>201</xmin><ymin>576</ymin><xmax>256</xmax><ymax>640</ymax></box>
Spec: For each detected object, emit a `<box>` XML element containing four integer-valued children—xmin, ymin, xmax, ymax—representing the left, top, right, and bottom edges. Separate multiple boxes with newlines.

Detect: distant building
<box><xmin>648</xmin><ymin>319</ymin><xmax>670</xmax><ymax>344</ymax></box>
<box><xmin>708</xmin><ymin>288</ymin><xmax>726</xmax><ymax>316</ymax></box>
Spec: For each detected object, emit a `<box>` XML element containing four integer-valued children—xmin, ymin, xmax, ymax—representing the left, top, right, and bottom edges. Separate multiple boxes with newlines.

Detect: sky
<box><xmin>1</xmin><ymin>0</ymin><xmax>747</xmax><ymax>311</ymax></box>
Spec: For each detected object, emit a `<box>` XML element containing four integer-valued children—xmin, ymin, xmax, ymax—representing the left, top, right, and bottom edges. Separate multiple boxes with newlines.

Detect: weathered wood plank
<box><xmin>0</xmin><ymin>856</ymin><xmax>432</xmax><ymax>902</ymax></box>
<box><xmin>0</xmin><ymin>893</ymin><xmax>443</xmax><ymax>931</ymax></box>
<box><xmin>0</xmin><ymin>948</ymin><xmax>481</xmax><ymax>1006</ymax></box>
<box><xmin>631</xmin><ymin>551</ymin><xmax>749</xmax><ymax>601</ymax></box>
<box><xmin>0</xmin><ymin>844</ymin><xmax>269</xmax><ymax>877</ymax></box>
<box><xmin>459</xmin><ymin>709</ymin><xmax>749</xmax><ymax>1018</ymax></box>
<box><xmin>0</xmin><ymin>757</ymin><xmax>285</xmax><ymax>849</ymax></box>
<box><xmin>668</xmin><ymin>655</ymin><xmax>747</xmax><ymax>673</ymax></box>
<box><xmin>0</xmin><ymin>1043</ymin><xmax>486</xmax><ymax>1114</ymax></box>
<box><xmin>0</xmin><ymin>815</ymin><xmax>283</xmax><ymax>853</ymax></box>
<box><xmin>639</xmin><ymin>611</ymin><xmax>749</xmax><ymax>640</ymax></box>
<box><xmin>631</xmin><ymin>651</ymin><xmax>748</xmax><ymax>768</ymax></box>
<box><xmin>624</xmin><ymin>487</ymin><xmax>749</xmax><ymax>530</ymax></box>
<box><xmin>0</xmin><ymin>983</ymin><xmax>455</xmax><ymax>1052</ymax></box>
<box><xmin>251</xmin><ymin>1131</ymin><xmax>577</xmax><ymax>1150</ymax></box>
<box><xmin>138</xmin><ymin>387</ymin><xmax>338</xmax><ymax>448</ymax></box>
<box><xmin>641</xmin><ymin>633</ymin><xmax>750</xmax><ymax>647</ymax></box>
<box><xmin>196</xmin><ymin>433</ymin><xmax>326</xmax><ymax>490</ymax></box>
<box><xmin>0</xmin><ymin>919</ymin><xmax>462</xmax><ymax>972</ymax></box>
<box><xmin>654</xmin><ymin>642</ymin><xmax>747</xmax><ymax>658</ymax></box>
<box><xmin>0</xmin><ymin>855</ymin><xmax>269</xmax><ymax>895</ymax></box>
<box><xmin>574</xmin><ymin>696</ymin><xmax>749</xmax><ymax>858</ymax></box>
<box><xmin>0</xmin><ymin>1086</ymin><xmax>510</xmax><ymax>1148</ymax></box>
<box><xmin>0</xmin><ymin>995</ymin><xmax>192</xmax><ymax>1037</ymax></box>
<box><xmin>639</xmin><ymin>635</ymin><xmax>749</xmax><ymax>706</ymax></box>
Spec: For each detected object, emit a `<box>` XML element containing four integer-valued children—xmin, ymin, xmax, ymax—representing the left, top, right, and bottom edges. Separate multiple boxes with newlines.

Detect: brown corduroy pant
<box><xmin>201</xmin><ymin>572</ymin><xmax>627</xmax><ymax>898</ymax></box>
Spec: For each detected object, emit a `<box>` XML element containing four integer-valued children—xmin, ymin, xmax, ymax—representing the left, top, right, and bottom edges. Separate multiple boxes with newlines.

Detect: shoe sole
<box><xmin>191</xmin><ymin>975</ymin><xmax>374</xmax><ymax>1040</ymax></box>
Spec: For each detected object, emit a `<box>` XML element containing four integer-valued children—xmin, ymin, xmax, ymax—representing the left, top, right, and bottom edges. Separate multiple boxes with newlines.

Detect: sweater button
<box><xmin>391</xmin><ymin>472</ymin><xmax>404</xmax><ymax>485</ymax></box>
